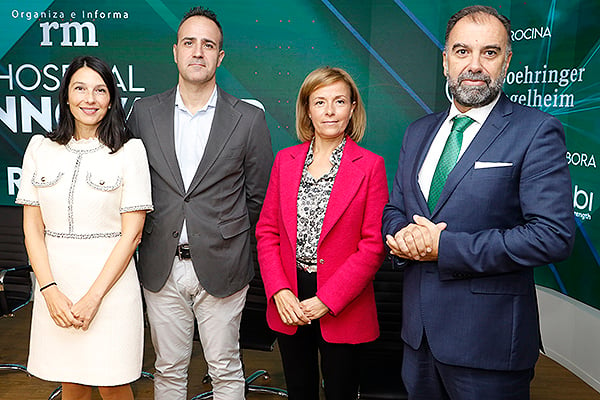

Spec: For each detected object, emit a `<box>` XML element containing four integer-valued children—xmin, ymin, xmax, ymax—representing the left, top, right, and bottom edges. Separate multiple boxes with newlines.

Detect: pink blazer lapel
<box><xmin>280</xmin><ymin>142</ymin><xmax>310</xmax><ymax>247</ymax></box>
<box><xmin>319</xmin><ymin>139</ymin><xmax>365</xmax><ymax>243</ymax></box>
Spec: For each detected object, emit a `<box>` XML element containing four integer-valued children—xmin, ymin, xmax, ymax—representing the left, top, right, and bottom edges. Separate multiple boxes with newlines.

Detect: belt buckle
<box><xmin>177</xmin><ymin>244</ymin><xmax>191</xmax><ymax>260</ymax></box>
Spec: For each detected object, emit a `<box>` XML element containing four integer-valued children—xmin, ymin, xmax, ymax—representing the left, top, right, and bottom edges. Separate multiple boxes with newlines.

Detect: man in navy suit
<box><xmin>382</xmin><ymin>5</ymin><xmax>576</xmax><ymax>399</ymax></box>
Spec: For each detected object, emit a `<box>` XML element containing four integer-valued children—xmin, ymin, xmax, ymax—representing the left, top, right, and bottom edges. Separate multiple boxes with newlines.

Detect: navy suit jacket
<box><xmin>382</xmin><ymin>93</ymin><xmax>576</xmax><ymax>371</ymax></box>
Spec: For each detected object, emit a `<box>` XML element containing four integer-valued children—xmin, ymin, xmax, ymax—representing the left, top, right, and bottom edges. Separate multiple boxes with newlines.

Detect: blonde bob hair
<box><xmin>295</xmin><ymin>67</ymin><xmax>367</xmax><ymax>143</ymax></box>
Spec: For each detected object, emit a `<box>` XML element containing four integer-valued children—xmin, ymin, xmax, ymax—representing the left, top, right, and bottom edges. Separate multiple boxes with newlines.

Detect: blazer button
<box><xmin>319</xmin><ymin>259</ymin><xmax>324</xmax><ymax>264</ymax></box>
<box><xmin>184</xmin><ymin>197</ymin><xmax>190</xmax><ymax>203</ymax></box>
<box><xmin>172</xmin><ymin>231</ymin><xmax>179</xmax><ymax>238</ymax></box>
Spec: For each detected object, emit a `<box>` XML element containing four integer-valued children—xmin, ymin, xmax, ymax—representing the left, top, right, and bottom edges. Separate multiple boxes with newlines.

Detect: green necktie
<box><xmin>427</xmin><ymin>115</ymin><xmax>474</xmax><ymax>212</ymax></box>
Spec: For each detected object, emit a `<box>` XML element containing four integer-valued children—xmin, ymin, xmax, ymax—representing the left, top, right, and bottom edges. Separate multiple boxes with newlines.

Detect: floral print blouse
<box><xmin>296</xmin><ymin>137</ymin><xmax>346</xmax><ymax>273</ymax></box>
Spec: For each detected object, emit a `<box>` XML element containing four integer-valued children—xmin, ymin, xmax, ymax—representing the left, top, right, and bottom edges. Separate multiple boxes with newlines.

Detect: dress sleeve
<box><xmin>120</xmin><ymin>139</ymin><xmax>153</xmax><ymax>213</ymax></box>
<box><xmin>15</xmin><ymin>135</ymin><xmax>45</xmax><ymax>206</ymax></box>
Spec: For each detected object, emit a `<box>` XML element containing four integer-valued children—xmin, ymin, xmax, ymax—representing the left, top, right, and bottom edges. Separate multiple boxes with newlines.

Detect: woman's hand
<box><xmin>273</xmin><ymin>289</ymin><xmax>311</xmax><ymax>326</ymax></box>
<box><xmin>41</xmin><ymin>286</ymin><xmax>83</xmax><ymax>329</ymax></box>
<box><xmin>300</xmin><ymin>296</ymin><xmax>329</xmax><ymax>320</ymax></box>
<box><xmin>71</xmin><ymin>292</ymin><xmax>103</xmax><ymax>331</ymax></box>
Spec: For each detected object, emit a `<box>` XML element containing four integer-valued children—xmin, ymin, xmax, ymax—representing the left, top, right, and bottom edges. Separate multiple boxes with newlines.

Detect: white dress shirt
<box><xmin>418</xmin><ymin>94</ymin><xmax>501</xmax><ymax>201</ymax></box>
<box><xmin>174</xmin><ymin>85</ymin><xmax>218</xmax><ymax>244</ymax></box>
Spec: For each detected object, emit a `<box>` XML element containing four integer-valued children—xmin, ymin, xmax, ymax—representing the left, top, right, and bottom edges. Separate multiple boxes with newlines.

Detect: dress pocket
<box><xmin>470</xmin><ymin>165</ymin><xmax>515</xmax><ymax>180</ymax></box>
<box><xmin>32</xmin><ymin>170</ymin><xmax>64</xmax><ymax>187</ymax></box>
<box><xmin>86</xmin><ymin>172</ymin><xmax>122</xmax><ymax>191</ymax></box>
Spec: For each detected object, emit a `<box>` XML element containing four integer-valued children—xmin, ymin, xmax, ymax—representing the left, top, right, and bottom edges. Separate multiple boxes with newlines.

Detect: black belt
<box><xmin>176</xmin><ymin>244</ymin><xmax>191</xmax><ymax>260</ymax></box>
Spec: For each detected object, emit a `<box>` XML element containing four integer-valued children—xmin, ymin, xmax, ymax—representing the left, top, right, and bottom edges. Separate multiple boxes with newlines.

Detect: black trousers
<box><xmin>277</xmin><ymin>269</ymin><xmax>361</xmax><ymax>400</ymax></box>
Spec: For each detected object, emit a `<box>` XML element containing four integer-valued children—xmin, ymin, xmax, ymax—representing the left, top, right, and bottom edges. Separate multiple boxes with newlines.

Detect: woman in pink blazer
<box><xmin>256</xmin><ymin>67</ymin><xmax>388</xmax><ymax>399</ymax></box>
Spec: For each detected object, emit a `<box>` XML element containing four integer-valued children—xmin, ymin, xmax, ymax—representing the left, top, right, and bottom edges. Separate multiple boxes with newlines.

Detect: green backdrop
<box><xmin>1</xmin><ymin>0</ymin><xmax>598</xmax><ymax>309</ymax></box>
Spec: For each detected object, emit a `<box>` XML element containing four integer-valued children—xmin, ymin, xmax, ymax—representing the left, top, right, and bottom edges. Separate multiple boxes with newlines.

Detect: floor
<box><xmin>1</xmin><ymin>303</ymin><xmax>599</xmax><ymax>400</ymax></box>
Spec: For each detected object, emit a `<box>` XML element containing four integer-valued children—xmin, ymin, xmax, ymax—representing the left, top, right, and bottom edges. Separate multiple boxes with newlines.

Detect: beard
<box><xmin>447</xmin><ymin>65</ymin><xmax>506</xmax><ymax>108</ymax></box>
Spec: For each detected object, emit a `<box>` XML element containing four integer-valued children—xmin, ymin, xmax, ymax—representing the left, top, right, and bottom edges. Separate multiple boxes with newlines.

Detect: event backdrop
<box><xmin>1</xmin><ymin>1</ymin><xmax>598</xmax><ymax>308</ymax></box>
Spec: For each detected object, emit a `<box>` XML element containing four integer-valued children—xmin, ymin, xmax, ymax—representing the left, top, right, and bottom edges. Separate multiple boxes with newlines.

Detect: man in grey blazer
<box><xmin>128</xmin><ymin>6</ymin><xmax>273</xmax><ymax>400</ymax></box>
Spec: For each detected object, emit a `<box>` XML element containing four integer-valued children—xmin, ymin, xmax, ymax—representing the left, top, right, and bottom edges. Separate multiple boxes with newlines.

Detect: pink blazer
<box><xmin>256</xmin><ymin>138</ymin><xmax>388</xmax><ymax>344</ymax></box>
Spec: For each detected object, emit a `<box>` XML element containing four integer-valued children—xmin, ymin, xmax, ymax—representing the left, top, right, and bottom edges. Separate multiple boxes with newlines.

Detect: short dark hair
<box><xmin>178</xmin><ymin>6</ymin><xmax>223</xmax><ymax>50</ymax></box>
<box><xmin>445</xmin><ymin>5</ymin><xmax>511</xmax><ymax>53</ymax></box>
<box><xmin>49</xmin><ymin>55</ymin><xmax>130</xmax><ymax>153</ymax></box>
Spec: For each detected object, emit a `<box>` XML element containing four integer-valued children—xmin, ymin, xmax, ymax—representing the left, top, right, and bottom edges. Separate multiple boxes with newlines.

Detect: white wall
<box><xmin>537</xmin><ymin>286</ymin><xmax>600</xmax><ymax>392</ymax></box>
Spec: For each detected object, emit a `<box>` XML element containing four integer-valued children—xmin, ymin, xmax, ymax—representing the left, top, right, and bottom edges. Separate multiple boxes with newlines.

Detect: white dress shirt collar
<box><xmin>175</xmin><ymin>85</ymin><xmax>218</xmax><ymax>115</ymax></box>
<box><xmin>447</xmin><ymin>93</ymin><xmax>501</xmax><ymax>127</ymax></box>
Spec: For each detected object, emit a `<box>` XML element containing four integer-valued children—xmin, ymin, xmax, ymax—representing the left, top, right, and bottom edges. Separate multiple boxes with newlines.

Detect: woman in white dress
<box><xmin>16</xmin><ymin>55</ymin><xmax>153</xmax><ymax>400</ymax></box>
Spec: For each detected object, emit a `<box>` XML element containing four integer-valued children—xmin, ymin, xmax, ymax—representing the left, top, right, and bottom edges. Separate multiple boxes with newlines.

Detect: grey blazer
<box><xmin>128</xmin><ymin>86</ymin><xmax>273</xmax><ymax>297</ymax></box>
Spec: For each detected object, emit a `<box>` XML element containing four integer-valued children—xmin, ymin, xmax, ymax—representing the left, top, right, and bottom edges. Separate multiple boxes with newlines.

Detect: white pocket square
<box><xmin>474</xmin><ymin>161</ymin><xmax>513</xmax><ymax>169</ymax></box>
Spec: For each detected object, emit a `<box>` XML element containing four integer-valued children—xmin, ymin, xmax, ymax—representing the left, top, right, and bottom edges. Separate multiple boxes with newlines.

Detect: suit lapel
<box><xmin>186</xmin><ymin>87</ymin><xmax>241</xmax><ymax>194</ymax></box>
<box><xmin>319</xmin><ymin>139</ymin><xmax>365</xmax><ymax>243</ymax></box>
<box><xmin>432</xmin><ymin>95</ymin><xmax>512</xmax><ymax>215</ymax></box>
<box><xmin>149</xmin><ymin>89</ymin><xmax>185</xmax><ymax>194</ymax></box>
